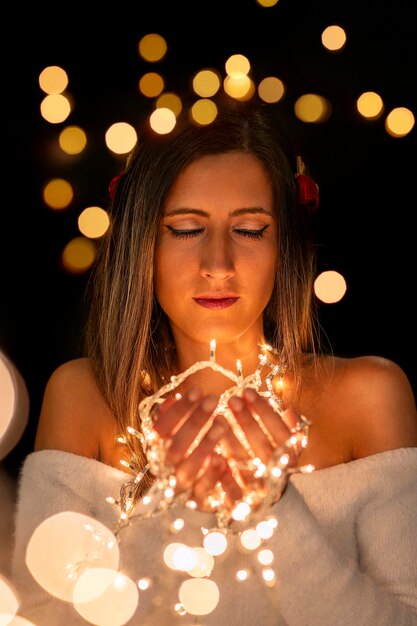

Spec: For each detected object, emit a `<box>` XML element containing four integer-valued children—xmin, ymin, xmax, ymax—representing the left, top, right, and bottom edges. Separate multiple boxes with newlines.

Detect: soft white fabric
<box><xmin>10</xmin><ymin>447</ymin><xmax>417</xmax><ymax>625</ymax></box>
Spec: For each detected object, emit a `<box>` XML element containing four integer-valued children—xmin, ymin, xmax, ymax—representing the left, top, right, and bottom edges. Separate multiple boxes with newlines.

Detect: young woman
<box><xmin>11</xmin><ymin>96</ymin><xmax>417</xmax><ymax>625</ymax></box>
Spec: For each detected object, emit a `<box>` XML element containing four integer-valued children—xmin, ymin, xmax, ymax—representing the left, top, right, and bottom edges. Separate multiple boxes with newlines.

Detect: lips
<box><xmin>193</xmin><ymin>296</ymin><xmax>239</xmax><ymax>310</ymax></box>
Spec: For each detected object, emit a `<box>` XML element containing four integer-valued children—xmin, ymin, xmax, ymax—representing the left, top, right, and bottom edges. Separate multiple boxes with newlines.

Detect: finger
<box><xmin>228</xmin><ymin>395</ymin><xmax>274</xmax><ymax>461</ymax></box>
<box><xmin>241</xmin><ymin>387</ymin><xmax>292</xmax><ymax>446</ymax></box>
<box><xmin>166</xmin><ymin>395</ymin><xmax>219</xmax><ymax>465</ymax></box>
<box><xmin>217</xmin><ymin>425</ymin><xmax>249</xmax><ymax>461</ymax></box>
<box><xmin>174</xmin><ymin>418</ymin><xmax>227</xmax><ymax>491</ymax></box>
<box><xmin>193</xmin><ymin>455</ymin><xmax>243</xmax><ymax>511</ymax></box>
<box><xmin>153</xmin><ymin>388</ymin><xmax>203</xmax><ymax>437</ymax></box>
<box><xmin>218</xmin><ymin>462</ymin><xmax>244</xmax><ymax>506</ymax></box>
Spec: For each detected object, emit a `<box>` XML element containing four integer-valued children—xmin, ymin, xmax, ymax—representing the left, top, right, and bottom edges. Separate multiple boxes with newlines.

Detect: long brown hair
<box><xmin>84</xmin><ymin>95</ymin><xmax>319</xmax><ymax>473</ymax></box>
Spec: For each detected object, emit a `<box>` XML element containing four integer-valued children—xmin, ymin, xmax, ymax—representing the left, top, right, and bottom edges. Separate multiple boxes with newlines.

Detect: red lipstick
<box><xmin>193</xmin><ymin>293</ymin><xmax>239</xmax><ymax>310</ymax></box>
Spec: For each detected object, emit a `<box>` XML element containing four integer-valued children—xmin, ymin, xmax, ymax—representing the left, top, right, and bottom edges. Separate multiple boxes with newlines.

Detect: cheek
<box><xmin>154</xmin><ymin>244</ymin><xmax>189</xmax><ymax>305</ymax></box>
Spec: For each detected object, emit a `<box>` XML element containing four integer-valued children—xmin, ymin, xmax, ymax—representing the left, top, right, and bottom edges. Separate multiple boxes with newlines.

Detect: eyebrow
<box><xmin>165</xmin><ymin>207</ymin><xmax>273</xmax><ymax>217</ymax></box>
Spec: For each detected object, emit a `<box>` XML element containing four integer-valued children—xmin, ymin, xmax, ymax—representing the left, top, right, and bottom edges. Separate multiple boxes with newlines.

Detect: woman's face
<box><xmin>154</xmin><ymin>151</ymin><xmax>277</xmax><ymax>351</ymax></box>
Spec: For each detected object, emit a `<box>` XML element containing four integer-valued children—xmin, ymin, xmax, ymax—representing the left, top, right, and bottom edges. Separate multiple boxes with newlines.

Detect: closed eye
<box><xmin>233</xmin><ymin>225</ymin><xmax>269</xmax><ymax>239</ymax></box>
<box><xmin>166</xmin><ymin>224</ymin><xmax>269</xmax><ymax>240</ymax></box>
<box><xmin>166</xmin><ymin>226</ymin><xmax>204</xmax><ymax>239</ymax></box>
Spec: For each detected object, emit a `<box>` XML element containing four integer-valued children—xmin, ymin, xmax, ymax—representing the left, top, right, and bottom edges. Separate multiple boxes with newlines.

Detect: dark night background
<box><xmin>1</xmin><ymin>0</ymin><xmax>416</xmax><ymax>483</ymax></box>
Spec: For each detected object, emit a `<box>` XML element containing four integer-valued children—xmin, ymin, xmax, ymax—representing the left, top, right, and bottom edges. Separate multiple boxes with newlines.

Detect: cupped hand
<box><xmin>152</xmin><ymin>388</ymin><xmax>243</xmax><ymax>511</ymax></box>
<box><xmin>223</xmin><ymin>386</ymin><xmax>301</xmax><ymax>467</ymax></box>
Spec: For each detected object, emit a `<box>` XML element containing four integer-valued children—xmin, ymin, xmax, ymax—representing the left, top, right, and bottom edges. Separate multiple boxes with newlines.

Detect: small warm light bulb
<box><xmin>232</xmin><ymin>501</ymin><xmax>251</xmax><ymax>521</ymax></box>
<box><xmin>210</xmin><ymin>339</ymin><xmax>216</xmax><ymax>361</ymax></box>
<box><xmin>256</xmin><ymin>521</ymin><xmax>274</xmax><ymax>539</ymax></box>
<box><xmin>257</xmin><ymin>548</ymin><xmax>274</xmax><ymax>565</ymax></box>
<box><xmin>262</xmin><ymin>567</ymin><xmax>276</xmax><ymax>584</ymax></box>
<box><xmin>302</xmin><ymin>463</ymin><xmax>315</xmax><ymax>473</ymax></box>
<box><xmin>266</xmin><ymin>516</ymin><xmax>278</xmax><ymax>529</ymax></box>
<box><xmin>240</xmin><ymin>529</ymin><xmax>262</xmax><ymax>551</ymax></box>
<box><xmin>171</xmin><ymin>518</ymin><xmax>185</xmax><ymax>531</ymax></box>
<box><xmin>236</xmin><ymin>358</ymin><xmax>243</xmax><ymax>383</ymax></box>
<box><xmin>203</xmin><ymin>530</ymin><xmax>228</xmax><ymax>555</ymax></box>
<box><xmin>137</xmin><ymin>577</ymin><xmax>151</xmax><ymax>590</ymax></box>
<box><xmin>236</xmin><ymin>569</ymin><xmax>249</xmax><ymax>581</ymax></box>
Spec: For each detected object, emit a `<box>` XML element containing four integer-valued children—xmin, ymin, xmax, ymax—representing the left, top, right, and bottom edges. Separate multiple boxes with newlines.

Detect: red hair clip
<box><xmin>109</xmin><ymin>169</ymin><xmax>126</xmax><ymax>200</ymax></box>
<box><xmin>295</xmin><ymin>156</ymin><xmax>319</xmax><ymax>212</ymax></box>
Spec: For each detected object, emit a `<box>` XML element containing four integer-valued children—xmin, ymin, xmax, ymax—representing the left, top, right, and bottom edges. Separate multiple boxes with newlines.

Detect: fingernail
<box><xmin>243</xmin><ymin>387</ymin><xmax>257</xmax><ymax>402</ymax></box>
<box><xmin>202</xmin><ymin>395</ymin><xmax>218</xmax><ymax>413</ymax></box>
<box><xmin>229</xmin><ymin>396</ymin><xmax>244</xmax><ymax>411</ymax></box>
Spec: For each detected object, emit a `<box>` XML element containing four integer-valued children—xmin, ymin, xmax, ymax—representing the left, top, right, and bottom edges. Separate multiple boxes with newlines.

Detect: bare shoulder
<box><xmin>35</xmin><ymin>357</ymin><xmax>115</xmax><ymax>459</ymax></box>
<box><xmin>301</xmin><ymin>354</ymin><xmax>417</xmax><ymax>462</ymax></box>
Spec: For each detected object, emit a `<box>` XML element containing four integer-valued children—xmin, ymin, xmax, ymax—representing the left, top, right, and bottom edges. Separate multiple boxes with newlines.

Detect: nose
<box><xmin>199</xmin><ymin>233</ymin><xmax>235</xmax><ymax>280</ymax></box>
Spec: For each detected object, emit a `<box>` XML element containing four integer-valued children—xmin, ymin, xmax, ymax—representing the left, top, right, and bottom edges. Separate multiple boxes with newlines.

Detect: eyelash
<box><xmin>166</xmin><ymin>225</ymin><xmax>269</xmax><ymax>240</ymax></box>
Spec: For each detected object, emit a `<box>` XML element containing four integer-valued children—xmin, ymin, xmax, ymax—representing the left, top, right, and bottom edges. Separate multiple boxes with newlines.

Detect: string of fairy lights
<box><xmin>98</xmin><ymin>340</ymin><xmax>315</xmax><ymax>619</ymax></box>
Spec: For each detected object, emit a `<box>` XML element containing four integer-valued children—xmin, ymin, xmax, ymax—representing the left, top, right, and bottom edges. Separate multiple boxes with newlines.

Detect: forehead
<box><xmin>164</xmin><ymin>151</ymin><xmax>273</xmax><ymax>211</ymax></box>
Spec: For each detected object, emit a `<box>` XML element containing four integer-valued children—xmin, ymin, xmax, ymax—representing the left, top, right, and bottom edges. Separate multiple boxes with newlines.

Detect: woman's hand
<box><xmin>152</xmin><ymin>388</ymin><xmax>243</xmax><ymax>511</ymax></box>
<box><xmin>224</xmin><ymin>387</ymin><xmax>301</xmax><ymax>467</ymax></box>
<box><xmin>151</xmin><ymin>386</ymin><xmax>304</xmax><ymax>513</ymax></box>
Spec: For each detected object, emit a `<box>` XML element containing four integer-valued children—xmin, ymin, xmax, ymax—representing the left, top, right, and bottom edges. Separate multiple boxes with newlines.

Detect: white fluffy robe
<box><xmin>10</xmin><ymin>447</ymin><xmax>417</xmax><ymax>626</ymax></box>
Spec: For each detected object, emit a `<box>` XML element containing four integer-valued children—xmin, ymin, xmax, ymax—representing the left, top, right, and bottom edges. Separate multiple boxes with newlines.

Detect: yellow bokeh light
<box><xmin>321</xmin><ymin>25</ymin><xmax>347</xmax><ymax>51</ymax></box>
<box><xmin>257</xmin><ymin>548</ymin><xmax>274</xmax><ymax>565</ymax></box>
<box><xmin>178</xmin><ymin>578</ymin><xmax>220</xmax><ymax>616</ymax></box>
<box><xmin>156</xmin><ymin>92</ymin><xmax>182</xmax><ymax>117</ymax></box>
<box><xmin>192</xmin><ymin>69</ymin><xmax>221</xmax><ymax>97</ymax></box>
<box><xmin>385</xmin><ymin>107</ymin><xmax>415</xmax><ymax>137</ymax></box>
<box><xmin>262</xmin><ymin>567</ymin><xmax>276</xmax><ymax>584</ymax></box>
<box><xmin>78</xmin><ymin>206</ymin><xmax>110</xmax><ymax>239</ymax></box>
<box><xmin>40</xmin><ymin>93</ymin><xmax>71</xmax><ymax>124</ymax></box>
<box><xmin>25</xmin><ymin>511</ymin><xmax>119</xmax><ymax>600</ymax></box>
<box><xmin>43</xmin><ymin>178</ymin><xmax>73</xmax><ymax>210</ymax></box>
<box><xmin>138</xmin><ymin>72</ymin><xmax>165</xmax><ymax>97</ymax></box>
<box><xmin>225</xmin><ymin>54</ymin><xmax>251</xmax><ymax>78</ymax></box>
<box><xmin>105</xmin><ymin>122</ymin><xmax>137</xmax><ymax>155</ymax></box>
<box><xmin>314</xmin><ymin>270</ymin><xmax>347</xmax><ymax>303</ymax></box>
<box><xmin>172</xmin><ymin>545</ymin><xmax>198</xmax><ymax>571</ymax></box>
<box><xmin>294</xmin><ymin>94</ymin><xmax>332</xmax><ymax>123</ymax></box>
<box><xmin>356</xmin><ymin>91</ymin><xmax>384</xmax><ymax>120</ymax></box>
<box><xmin>240</xmin><ymin>528</ymin><xmax>262</xmax><ymax>550</ymax></box>
<box><xmin>61</xmin><ymin>236</ymin><xmax>97</xmax><ymax>274</ymax></box>
<box><xmin>39</xmin><ymin>65</ymin><xmax>69</xmax><ymax>94</ymax></box>
<box><xmin>258</xmin><ymin>76</ymin><xmax>285</xmax><ymax>103</ymax></box>
<box><xmin>236</xmin><ymin>569</ymin><xmax>249</xmax><ymax>581</ymax></box>
<box><xmin>203</xmin><ymin>530</ymin><xmax>227</xmax><ymax>556</ymax></box>
<box><xmin>163</xmin><ymin>542</ymin><xmax>184</xmax><ymax>570</ymax></box>
<box><xmin>0</xmin><ymin>351</ymin><xmax>29</xmax><ymax>460</ymax></box>
<box><xmin>190</xmin><ymin>99</ymin><xmax>218</xmax><ymax>126</ymax></box>
<box><xmin>223</xmin><ymin>75</ymin><xmax>254</xmax><ymax>100</ymax></box>
<box><xmin>138</xmin><ymin>33</ymin><xmax>167</xmax><ymax>62</ymax></box>
<box><xmin>149</xmin><ymin>107</ymin><xmax>177</xmax><ymax>134</ymax></box>
<box><xmin>186</xmin><ymin>547</ymin><xmax>214</xmax><ymax>578</ymax></box>
<box><xmin>73</xmin><ymin>568</ymin><xmax>138</xmax><ymax>625</ymax></box>
<box><xmin>256</xmin><ymin>0</ymin><xmax>279</xmax><ymax>6</ymax></box>
<box><xmin>256</xmin><ymin>520</ymin><xmax>274</xmax><ymax>539</ymax></box>
<box><xmin>0</xmin><ymin>573</ymin><xmax>19</xmax><ymax>620</ymax></box>
<box><xmin>58</xmin><ymin>126</ymin><xmax>87</xmax><ymax>155</ymax></box>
